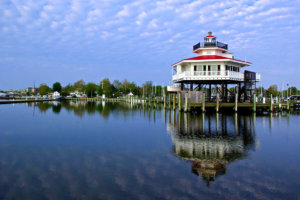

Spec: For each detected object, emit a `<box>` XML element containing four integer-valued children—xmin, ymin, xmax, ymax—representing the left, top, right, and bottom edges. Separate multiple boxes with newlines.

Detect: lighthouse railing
<box><xmin>172</xmin><ymin>70</ymin><xmax>244</xmax><ymax>81</ymax></box>
<box><xmin>193</xmin><ymin>41</ymin><xmax>228</xmax><ymax>51</ymax></box>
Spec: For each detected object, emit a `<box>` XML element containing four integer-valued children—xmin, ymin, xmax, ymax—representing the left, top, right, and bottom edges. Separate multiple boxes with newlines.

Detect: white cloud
<box><xmin>136</xmin><ymin>11</ymin><xmax>147</xmax><ymax>25</ymax></box>
<box><xmin>116</xmin><ymin>5</ymin><xmax>130</xmax><ymax>17</ymax></box>
<box><xmin>1</xmin><ymin>0</ymin><xmax>300</xmax><ymax>89</ymax></box>
<box><xmin>148</xmin><ymin>19</ymin><xmax>158</xmax><ymax>29</ymax></box>
<box><xmin>86</xmin><ymin>9</ymin><xmax>102</xmax><ymax>23</ymax></box>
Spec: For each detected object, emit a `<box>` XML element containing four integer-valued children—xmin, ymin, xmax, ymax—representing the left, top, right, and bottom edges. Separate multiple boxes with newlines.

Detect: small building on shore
<box><xmin>169</xmin><ymin>32</ymin><xmax>260</xmax><ymax>102</ymax></box>
<box><xmin>26</xmin><ymin>87</ymin><xmax>38</xmax><ymax>94</ymax></box>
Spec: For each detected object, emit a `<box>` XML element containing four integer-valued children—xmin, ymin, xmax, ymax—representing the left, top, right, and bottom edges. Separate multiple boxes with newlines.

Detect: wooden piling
<box><xmin>202</xmin><ymin>93</ymin><xmax>205</xmax><ymax>112</ymax></box>
<box><xmin>270</xmin><ymin>94</ymin><xmax>273</xmax><ymax>112</ymax></box>
<box><xmin>234</xmin><ymin>93</ymin><xmax>238</xmax><ymax>112</ymax></box>
<box><xmin>216</xmin><ymin>93</ymin><xmax>219</xmax><ymax>113</ymax></box>
<box><xmin>178</xmin><ymin>93</ymin><xmax>182</xmax><ymax>111</ymax></box>
<box><xmin>253</xmin><ymin>94</ymin><xmax>256</xmax><ymax>112</ymax></box>
<box><xmin>173</xmin><ymin>93</ymin><xmax>176</xmax><ymax>110</ymax></box>
<box><xmin>287</xmin><ymin>99</ymin><xmax>290</xmax><ymax>110</ymax></box>
<box><xmin>184</xmin><ymin>93</ymin><xmax>189</xmax><ymax>112</ymax></box>
<box><xmin>163</xmin><ymin>95</ymin><xmax>166</xmax><ymax>108</ymax></box>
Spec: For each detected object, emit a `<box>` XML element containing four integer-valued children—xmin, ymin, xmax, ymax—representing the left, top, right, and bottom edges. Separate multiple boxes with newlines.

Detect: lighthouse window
<box><xmin>218</xmin><ymin>65</ymin><xmax>221</xmax><ymax>71</ymax></box>
<box><xmin>173</xmin><ymin>66</ymin><xmax>177</xmax><ymax>75</ymax></box>
<box><xmin>208</xmin><ymin>65</ymin><xmax>211</xmax><ymax>71</ymax></box>
<box><xmin>203</xmin><ymin>65</ymin><xmax>206</xmax><ymax>71</ymax></box>
<box><xmin>211</xmin><ymin>65</ymin><xmax>217</xmax><ymax>71</ymax></box>
<box><xmin>194</xmin><ymin>65</ymin><xmax>203</xmax><ymax>71</ymax></box>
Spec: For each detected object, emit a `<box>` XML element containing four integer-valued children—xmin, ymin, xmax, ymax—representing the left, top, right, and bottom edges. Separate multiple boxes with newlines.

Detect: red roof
<box><xmin>204</xmin><ymin>35</ymin><xmax>216</xmax><ymax>38</ymax></box>
<box><xmin>172</xmin><ymin>55</ymin><xmax>251</xmax><ymax>65</ymax></box>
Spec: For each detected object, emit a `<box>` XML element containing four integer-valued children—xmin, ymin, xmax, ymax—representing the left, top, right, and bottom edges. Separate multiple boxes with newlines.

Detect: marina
<box><xmin>1</xmin><ymin>0</ymin><xmax>300</xmax><ymax>199</ymax></box>
<box><xmin>1</xmin><ymin>96</ymin><xmax>299</xmax><ymax>113</ymax></box>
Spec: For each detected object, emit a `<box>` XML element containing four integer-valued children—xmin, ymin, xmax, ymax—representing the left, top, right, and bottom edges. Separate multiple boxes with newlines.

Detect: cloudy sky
<box><xmin>1</xmin><ymin>0</ymin><xmax>300</xmax><ymax>90</ymax></box>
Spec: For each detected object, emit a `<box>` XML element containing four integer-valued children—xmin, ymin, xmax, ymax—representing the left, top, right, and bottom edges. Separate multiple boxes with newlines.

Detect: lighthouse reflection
<box><xmin>166</xmin><ymin>111</ymin><xmax>256</xmax><ymax>186</ymax></box>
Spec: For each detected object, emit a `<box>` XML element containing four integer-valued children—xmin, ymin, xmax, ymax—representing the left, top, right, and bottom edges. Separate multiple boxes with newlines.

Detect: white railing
<box><xmin>172</xmin><ymin>70</ymin><xmax>244</xmax><ymax>82</ymax></box>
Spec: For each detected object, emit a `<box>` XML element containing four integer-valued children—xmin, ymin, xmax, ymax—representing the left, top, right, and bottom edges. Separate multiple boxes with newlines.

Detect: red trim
<box><xmin>204</xmin><ymin>35</ymin><xmax>216</xmax><ymax>38</ymax></box>
<box><xmin>172</xmin><ymin>55</ymin><xmax>251</xmax><ymax>66</ymax></box>
<box><xmin>184</xmin><ymin>55</ymin><xmax>228</xmax><ymax>61</ymax></box>
<box><xmin>232</xmin><ymin>58</ymin><xmax>251</xmax><ymax>64</ymax></box>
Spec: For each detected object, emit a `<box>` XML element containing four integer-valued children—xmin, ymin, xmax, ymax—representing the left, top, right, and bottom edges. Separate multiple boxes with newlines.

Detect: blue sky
<box><xmin>1</xmin><ymin>0</ymin><xmax>300</xmax><ymax>90</ymax></box>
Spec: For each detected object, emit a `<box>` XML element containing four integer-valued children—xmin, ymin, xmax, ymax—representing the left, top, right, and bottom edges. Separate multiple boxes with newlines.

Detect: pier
<box><xmin>1</xmin><ymin>94</ymin><xmax>298</xmax><ymax>113</ymax></box>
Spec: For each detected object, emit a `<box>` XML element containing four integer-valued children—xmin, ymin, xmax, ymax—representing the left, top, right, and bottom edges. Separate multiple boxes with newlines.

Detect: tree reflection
<box><xmin>52</xmin><ymin>104</ymin><xmax>62</xmax><ymax>114</ymax></box>
<box><xmin>166</xmin><ymin>112</ymin><xmax>256</xmax><ymax>186</ymax></box>
<box><xmin>37</xmin><ymin>102</ymin><xmax>52</xmax><ymax>113</ymax></box>
<box><xmin>35</xmin><ymin>101</ymin><xmax>161</xmax><ymax>119</ymax></box>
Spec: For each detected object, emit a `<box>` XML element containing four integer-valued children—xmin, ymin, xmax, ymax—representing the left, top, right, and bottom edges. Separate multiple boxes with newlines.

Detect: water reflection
<box><xmin>34</xmin><ymin>101</ymin><xmax>152</xmax><ymax>118</ymax></box>
<box><xmin>1</xmin><ymin>102</ymin><xmax>300</xmax><ymax>199</ymax></box>
<box><xmin>166</xmin><ymin>111</ymin><xmax>256</xmax><ymax>185</ymax></box>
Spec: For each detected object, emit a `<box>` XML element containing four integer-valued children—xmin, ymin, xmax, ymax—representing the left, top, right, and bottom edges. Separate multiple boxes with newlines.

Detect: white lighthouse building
<box><xmin>169</xmin><ymin>32</ymin><xmax>260</xmax><ymax>101</ymax></box>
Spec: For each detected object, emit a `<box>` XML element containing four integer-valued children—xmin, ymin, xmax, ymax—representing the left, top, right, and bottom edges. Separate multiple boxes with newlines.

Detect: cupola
<box><xmin>204</xmin><ymin>31</ymin><xmax>216</xmax><ymax>43</ymax></box>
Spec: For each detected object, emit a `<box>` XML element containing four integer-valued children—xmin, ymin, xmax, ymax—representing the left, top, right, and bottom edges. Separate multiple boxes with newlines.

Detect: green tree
<box><xmin>39</xmin><ymin>84</ymin><xmax>52</xmax><ymax>96</ymax></box>
<box><xmin>256</xmin><ymin>87</ymin><xmax>264</xmax><ymax>96</ymax></box>
<box><xmin>289</xmin><ymin>86</ymin><xmax>298</xmax><ymax>95</ymax></box>
<box><xmin>152</xmin><ymin>85</ymin><xmax>163</xmax><ymax>96</ymax></box>
<box><xmin>99</xmin><ymin>78</ymin><xmax>115</xmax><ymax>97</ymax></box>
<box><xmin>126</xmin><ymin>81</ymin><xmax>139</xmax><ymax>95</ymax></box>
<box><xmin>74</xmin><ymin>80</ymin><xmax>85</xmax><ymax>92</ymax></box>
<box><xmin>61</xmin><ymin>84</ymin><xmax>74</xmax><ymax>97</ymax></box>
<box><xmin>120</xmin><ymin>79</ymin><xmax>130</xmax><ymax>94</ymax></box>
<box><xmin>113</xmin><ymin>80</ymin><xmax>122</xmax><ymax>91</ymax></box>
<box><xmin>112</xmin><ymin>80</ymin><xmax>122</xmax><ymax>97</ymax></box>
<box><xmin>52</xmin><ymin>82</ymin><xmax>62</xmax><ymax>92</ymax></box>
<box><xmin>267</xmin><ymin>84</ymin><xmax>279</xmax><ymax>97</ymax></box>
<box><xmin>86</xmin><ymin>83</ymin><xmax>97</xmax><ymax>97</ymax></box>
<box><xmin>97</xmin><ymin>85</ymin><xmax>103</xmax><ymax>96</ymax></box>
<box><xmin>142</xmin><ymin>81</ymin><xmax>152</xmax><ymax>97</ymax></box>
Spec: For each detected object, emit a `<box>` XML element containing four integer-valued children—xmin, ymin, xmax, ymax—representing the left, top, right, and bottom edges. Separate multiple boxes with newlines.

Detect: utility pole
<box><xmin>287</xmin><ymin>83</ymin><xmax>289</xmax><ymax>98</ymax></box>
<box><xmin>281</xmin><ymin>82</ymin><xmax>284</xmax><ymax>98</ymax></box>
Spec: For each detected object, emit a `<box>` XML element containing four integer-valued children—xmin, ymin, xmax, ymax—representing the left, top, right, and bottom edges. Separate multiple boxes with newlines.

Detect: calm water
<box><xmin>0</xmin><ymin>101</ymin><xmax>300</xmax><ymax>200</ymax></box>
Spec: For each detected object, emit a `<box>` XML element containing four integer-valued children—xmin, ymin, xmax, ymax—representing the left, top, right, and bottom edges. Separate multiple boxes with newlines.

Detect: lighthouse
<box><xmin>168</xmin><ymin>32</ymin><xmax>260</xmax><ymax>102</ymax></box>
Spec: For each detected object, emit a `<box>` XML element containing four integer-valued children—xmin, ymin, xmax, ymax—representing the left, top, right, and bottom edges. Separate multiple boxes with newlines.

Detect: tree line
<box><xmin>38</xmin><ymin>79</ymin><xmax>167</xmax><ymax>97</ymax></box>
<box><xmin>36</xmin><ymin>80</ymin><xmax>299</xmax><ymax>98</ymax></box>
<box><xmin>256</xmin><ymin>85</ymin><xmax>299</xmax><ymax>97</ymax></box>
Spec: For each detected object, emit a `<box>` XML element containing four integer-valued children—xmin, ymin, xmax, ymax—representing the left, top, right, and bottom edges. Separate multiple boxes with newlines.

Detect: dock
<box><xmin>1</xmin><ymin>95</ymin><xmax>298</xmax><ymax>113</ymax></box>
<box><xmin>0</xmin><ymin>98</ymin><xmax>57</xmax><ymax>104</ymax></box>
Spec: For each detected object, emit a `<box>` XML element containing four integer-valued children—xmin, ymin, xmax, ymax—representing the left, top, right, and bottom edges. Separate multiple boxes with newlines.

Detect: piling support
<box><xmin>163</xmin><ymin>95</ymin><xmax>166</xmax><ymax>109</ymax></box>
<box><xmin>216</xmin><ymin>93</ymin><xmax>219</xmax><ymax>113</ymax></box>
<box><xmin>178</xmin><ymin>93</ymin><xmax>182</xmax><ymax>111</ymax></box>
<box><xmin>287</xmin><ymin>99</ymin><xmax>290</xmax><ymax>111</ymax></box>
<box><xmin>253</xmin><ymin>94</ymin><xmax>256</xmax><ymax>112</ymax></box>
<box><xmin>168</xmin><ymin>94</ymin><xmax>171</xmax><ymax>108</ymax></box>
<box><xmin>234</xmin><ymin>93</ymin><xmax>238</xmax><ymax>112</ymax></box>
<box><xmin>202</xmin><ymin>93</ymin><xmax>205</xmax><ymax>112</ymax></box>
<box><xmin>173</xmin><ymin>93</ymin><xmax>176</xmax><ymax>110</ymax></box>
<box><xmin>270</xmin><ymin>94</ymin><xmax>273</xmax><ymax>112</ymax></box>
<box><xmin>209</xmin><ymin>84</ymin><xmax>212</xmax><ymax>101</ymax></box>
<box><xmin>184</xmin><ymin>93</ymin><xmax>189</xmax><ymax>112</ymax></box>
